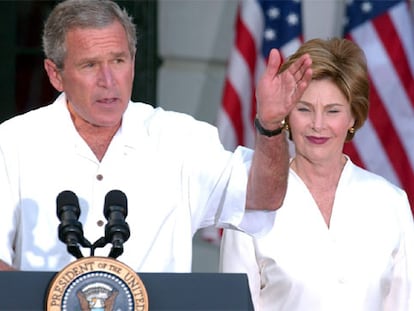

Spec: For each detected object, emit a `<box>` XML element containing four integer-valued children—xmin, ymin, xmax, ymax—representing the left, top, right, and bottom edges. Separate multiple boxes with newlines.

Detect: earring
<box><xmin>348</xmin><ymin>127</ymin><xmax>355</xmax><ymax>134</ymax></box>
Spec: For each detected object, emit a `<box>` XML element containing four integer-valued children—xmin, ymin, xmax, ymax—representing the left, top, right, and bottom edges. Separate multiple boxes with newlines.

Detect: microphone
<box><xmin>103</xmin><ymin>190</ymin><xmax>130</xmax><ymax>259</ymax></box>
<box><xmin>56</xmin><ymin>190</ymin><xmax>91</xmax><ymax>259</ymax></box>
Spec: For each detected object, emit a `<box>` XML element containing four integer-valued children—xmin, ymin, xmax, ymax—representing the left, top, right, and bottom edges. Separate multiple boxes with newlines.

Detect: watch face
<box><xmin>46</xmin><ymin>257</ymin><xmax>148</xmax><ymax>311</ymax></box>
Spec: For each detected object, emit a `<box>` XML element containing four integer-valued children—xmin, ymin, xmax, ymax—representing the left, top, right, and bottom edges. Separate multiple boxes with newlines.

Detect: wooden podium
<box><xmin>0</xmin><ymin>271</ymin><xmax>254</xmax><ymax>310</ymax></box>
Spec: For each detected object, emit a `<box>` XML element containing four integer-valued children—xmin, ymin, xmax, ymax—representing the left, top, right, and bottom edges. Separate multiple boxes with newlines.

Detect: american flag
<box><xmin>200</xmin><ymin>0</ymin><xmax>303</xmax><ymax>245</ymax></box>
<box><xmin>342</xmin><ymin>0</ymin><xmax>414</xmax><ymax>212</ymax></box>
<box><xmin>216</xmin><ymin>0</ymin><xmax>303</xmax><ymax>151</ymax></box>
<box><xmin>202</xmin><ymin>0</ymin><xmax>414</xmax><ymax>245</ymax></box>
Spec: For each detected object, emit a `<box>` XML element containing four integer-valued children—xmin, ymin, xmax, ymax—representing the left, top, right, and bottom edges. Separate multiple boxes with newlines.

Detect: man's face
<box><xmin>45</xmin><ymin>21</ymin><xmax>135</xmax><ymax>128</ymax></box>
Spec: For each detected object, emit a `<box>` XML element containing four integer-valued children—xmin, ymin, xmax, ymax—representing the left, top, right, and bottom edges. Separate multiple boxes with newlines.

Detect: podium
<box><xmin>0</xmin><ymin>271</ymin><xmax>254</xmax><ymax>310</ymax></box>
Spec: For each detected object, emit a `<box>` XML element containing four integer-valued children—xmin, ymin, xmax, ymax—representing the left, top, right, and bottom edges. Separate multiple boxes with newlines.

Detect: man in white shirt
<box><xmin>0</xmin><ymin>0</ymin><xmax>312</xmax><ymax>271</ymax></box>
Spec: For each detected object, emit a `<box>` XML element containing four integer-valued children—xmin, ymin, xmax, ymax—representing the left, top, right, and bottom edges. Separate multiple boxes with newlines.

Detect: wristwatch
<box><xmin>254</xmin><ymin>117</ymin><xmax>285</xmax><ymax>137</ymax></box>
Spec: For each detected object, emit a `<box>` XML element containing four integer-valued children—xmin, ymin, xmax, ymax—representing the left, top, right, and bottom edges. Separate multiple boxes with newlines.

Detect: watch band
<box><xmin>254</xmin><ymin>117</ymin><xmax>285</xmax><ymax>137</ymax></box>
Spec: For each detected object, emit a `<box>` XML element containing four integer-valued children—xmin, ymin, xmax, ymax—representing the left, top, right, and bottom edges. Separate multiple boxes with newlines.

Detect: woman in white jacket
<box><xmin>220</xmin><ymin>38</ymin><xmax>414</xmax><ymax>311</ymax></box>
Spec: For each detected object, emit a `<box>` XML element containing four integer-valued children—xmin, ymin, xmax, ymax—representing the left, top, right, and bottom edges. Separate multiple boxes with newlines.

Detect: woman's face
<box><xmin>289</xmin><ymin>79</ymin><xmax>355</xmax><ymax>164</ymax></box>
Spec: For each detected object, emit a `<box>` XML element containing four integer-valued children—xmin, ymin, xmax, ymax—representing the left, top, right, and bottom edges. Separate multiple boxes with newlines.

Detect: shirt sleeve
<box><xmin>159</xmin><ymin>110</ymin><xmax>277</xmax><ymax>236</ymax></box>
<box><xmin>197</xmin><ymin>144</ymin><xmax>276</xmax><ymax>236</ymax></box>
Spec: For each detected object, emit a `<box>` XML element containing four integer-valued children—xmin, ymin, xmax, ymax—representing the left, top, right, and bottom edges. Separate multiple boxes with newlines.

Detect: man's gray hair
<box><xmin>42</xmin><ymin>0</ymin><xmax>137</xmax><ymax>69</ymax></box>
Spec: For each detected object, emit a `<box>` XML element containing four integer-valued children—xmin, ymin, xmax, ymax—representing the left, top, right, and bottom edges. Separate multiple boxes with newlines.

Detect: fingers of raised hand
<box><xmin>290</xmin><ymin>54</ymin><xmax>312</xmax><ymax>97</ymax></box>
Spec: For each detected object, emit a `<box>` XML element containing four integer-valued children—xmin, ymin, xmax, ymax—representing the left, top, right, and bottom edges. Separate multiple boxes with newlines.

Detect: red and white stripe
<box><xmin>217</xmin><ymin>0</ymin><xmax>301</xmax><ymax>151</ymax></box>
<box><xmin>344</xmin><ymin>1</ymin><xmax>414</xmax><ymax>211</ymax></box>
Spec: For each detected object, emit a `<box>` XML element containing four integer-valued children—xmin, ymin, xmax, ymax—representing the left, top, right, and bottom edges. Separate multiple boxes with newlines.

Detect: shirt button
<box><xmin>97</xmin><ymin>220</ymin><xmax>104</xmax><ymax>227</ymax></box>
<box><xmin>96</xmin><ymin>174</ymin><xmax>103</xmax><ymax>181</ymax></box>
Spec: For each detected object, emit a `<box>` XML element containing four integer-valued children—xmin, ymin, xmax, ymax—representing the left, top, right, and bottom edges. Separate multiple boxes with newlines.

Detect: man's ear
<box><xmin>44</xmin><ymin>59</ymin><xmax>64</xmax><ymax>92</ymax></box>
<box><xmin>131</xmin><ymin>53</ymin><xmax>136</xmax><ymax>80</ymax></box>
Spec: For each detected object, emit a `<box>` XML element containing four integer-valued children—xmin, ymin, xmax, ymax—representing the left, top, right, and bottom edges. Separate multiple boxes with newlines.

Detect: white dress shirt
<box><xmin>220</xmin><ymin>158</ymin><xmax>414</xmax><ymax>311</ymax></box>
<box><xmin>0</xmin><ymin>93</ymin><xmax>273</xmax><ymax>272</ymax></box>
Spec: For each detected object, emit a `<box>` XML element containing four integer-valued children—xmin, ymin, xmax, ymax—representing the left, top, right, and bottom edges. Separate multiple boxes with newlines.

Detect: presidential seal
<box><xmin>46</xmin><ymin>257</ymin><xmax>148</xmax><ymax>311</ymax></box>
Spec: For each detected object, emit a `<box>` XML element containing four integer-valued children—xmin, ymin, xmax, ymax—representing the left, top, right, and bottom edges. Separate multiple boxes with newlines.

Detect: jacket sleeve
<box><xmin>385</xmin><ymin>190</ymin><xmax>414</xmax><ymax>311</ymax></box>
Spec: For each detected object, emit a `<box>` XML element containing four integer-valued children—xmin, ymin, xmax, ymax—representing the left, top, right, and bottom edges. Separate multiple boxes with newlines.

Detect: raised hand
<box><xmin>255</xmin><ymin>48</ymin><xmax>312</xmax><ymax>131</ymax></box>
